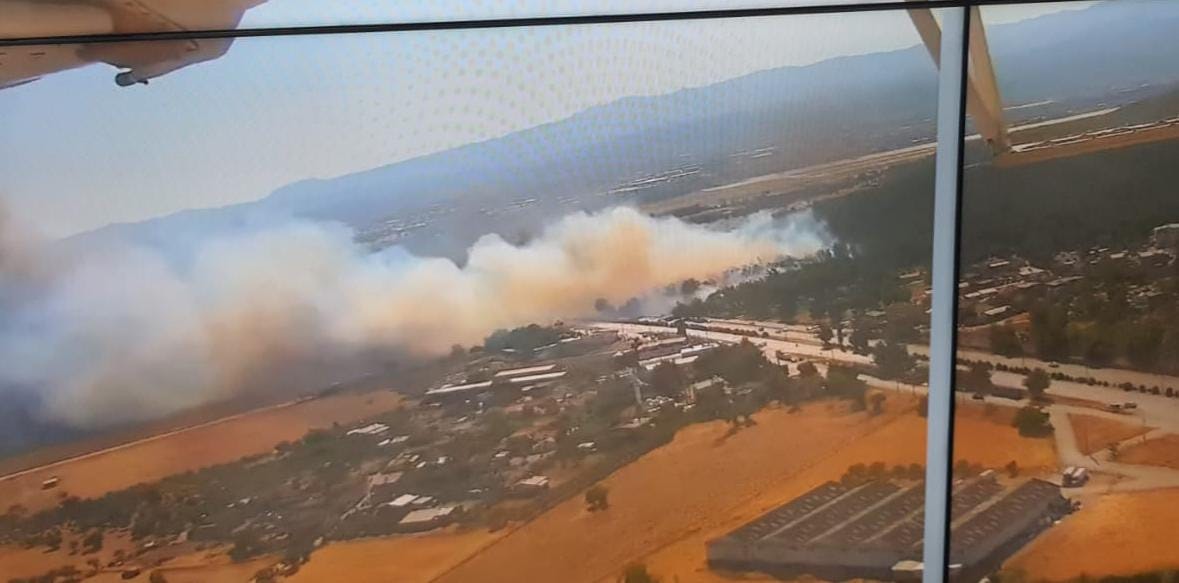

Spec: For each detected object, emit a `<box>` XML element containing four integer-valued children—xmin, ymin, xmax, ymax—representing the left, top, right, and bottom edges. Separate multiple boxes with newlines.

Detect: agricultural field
<box><xmin>407</xmin><ymin>395</ymin><xmax>1055</xmax><ymax>583</ymax></box>
<box><xmin>631</xmin><ymin>402</ymin><xmax>1058</xmax><ymax>583</ymax></box>
<box><xmin>290</xmin><ymin>527</ymin><xmax>504</xmax><ymax>583</ymax></box>
<box><xmin>0</xmin><ymin>390</ymin><xmax>403</xmax><ymax>512</ymax></box>
<box><xmin>1070</xmin><ymin>414</ymin><xmax>1152</xmax><ymax>456</ymax></box>
<box><xmin>1008</xmin><ymin>489</ymin><xmax>1179</xmax><ymax>580</ymax></box>
<box><xmin>1120</xmin><ymin>434</ymin><xmax>1179</xmax><ymax>470</ymax></box>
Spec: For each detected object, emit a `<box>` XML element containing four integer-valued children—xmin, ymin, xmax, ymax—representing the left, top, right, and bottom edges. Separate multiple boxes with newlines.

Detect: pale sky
<box><xmin>0</xmin><ymin>1</ymin><xmax>1093</xmax><ymax>237</ymax></box>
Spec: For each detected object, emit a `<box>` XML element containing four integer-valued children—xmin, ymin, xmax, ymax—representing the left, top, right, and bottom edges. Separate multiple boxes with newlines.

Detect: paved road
<box><xmin>1049</xmin><ymin>408</ymin><xmax>1179</xmax><ymax>492</ymax></box>
<box><xmin>592</xmin><ymin>318</ymin><xmax>1179</xmax><ymax>491</ymax></box>
<box><xmin>599</xmin><ymin>319</ymin><xmax>1179</xmax><ymax>433</ymax></box>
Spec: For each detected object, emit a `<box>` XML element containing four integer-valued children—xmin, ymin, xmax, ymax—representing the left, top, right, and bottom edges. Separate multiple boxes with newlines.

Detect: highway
<box><xmin>591</xmin><ymin>317</ymin><xmax>1179</xmax><ymax>491</ymax></box>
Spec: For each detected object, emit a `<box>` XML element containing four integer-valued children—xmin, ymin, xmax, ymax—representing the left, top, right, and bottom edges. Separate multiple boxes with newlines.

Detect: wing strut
<box><xmin>907</xmin><ymin>5</ymin><xmax>1011</xmax><ymax>155</ymax></box>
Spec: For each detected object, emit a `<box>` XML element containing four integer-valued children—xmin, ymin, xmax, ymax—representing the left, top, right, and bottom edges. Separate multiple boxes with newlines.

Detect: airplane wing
<box><xmin>0</xmin><ymin>0</ymin><xmax>266</xmax><ymax>90</ymax></box>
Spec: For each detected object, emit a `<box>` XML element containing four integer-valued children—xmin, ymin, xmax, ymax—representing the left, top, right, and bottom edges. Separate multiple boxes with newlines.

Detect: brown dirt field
<box><xmin>291</xmin><ymin>528</ymin><xmax>504</xmax><ymax>583</ymax></box>
<box><xmin>2</xmin><ymin>536</ymin><xmax>275</xmax><ymax>583</ymax></box>
<box><xmin>1120</xmin><ymin>434</ymin><xmax>1179</xmax><ymax>470</ymax></box>
<box><xmin>430</xmin><ymin>398</ymin><xmax>920</xmax><ymax>583</ymax></box>
<box><xmin>1070</xmin><ymin>414</ymin><xmax>1152</xmax><ymax>456</ymax></box>
<box><xmin>0</xmin><ymin>531</ymin><xmax>135</xmax><ymax>581</ymax></box>
<box><xmin>625</xmin><ymin>406</ymin><xmax>1058</xmax><ymax>583</ymax></box>
<box><xmin>1007</xmin><ymin>489</ymin><xmax>1179</xmax><ymax>580</ymax></box>
<box><xmin>0</xmin><ymin>545</ymin><xmax>96</xmax><ymax>581</ymax></box>
<box><xmin>84</xmin><ymin>555</ymin><xmax>277</xmax><ymax>583</ymax></box>
<box><xmin>955</xmin><ymin>404</ymin><xmax>1058</xmax><ymax>472</ymax></box>
<box><xmin>0</xmin><ymin>391</ymin><xmax>403</xmax><ymax>512</ymax></box>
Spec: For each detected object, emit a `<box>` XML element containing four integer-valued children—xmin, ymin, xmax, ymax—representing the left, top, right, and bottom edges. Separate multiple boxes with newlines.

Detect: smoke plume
<box><xmin>0</xmin><ymin>205</ymin><xmax>825</xmax><ymax>428</ymax></box>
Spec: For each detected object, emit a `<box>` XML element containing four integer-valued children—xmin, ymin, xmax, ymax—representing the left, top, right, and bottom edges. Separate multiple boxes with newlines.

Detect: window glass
<box><xmin>0</xmin><ymin>8</ymin><xmax>937</xmax><ymax>582</ymax></box>
<box><xmin>952</xmin><ymin>1</ymin><xmax>1179</xmax><ymax>581</ymax></box>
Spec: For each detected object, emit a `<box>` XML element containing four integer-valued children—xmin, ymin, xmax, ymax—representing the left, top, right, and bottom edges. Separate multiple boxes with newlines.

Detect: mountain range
<box><xmin>68</xmin><ymin>0</ymin><xmax>1179</xmax><ymax>258</ymax></box>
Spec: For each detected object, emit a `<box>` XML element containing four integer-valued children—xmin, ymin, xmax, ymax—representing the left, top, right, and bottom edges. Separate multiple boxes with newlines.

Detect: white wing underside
<box><xmin>0</xmin><ymin>0</ymin><xmax>264</xmax><ymax>89</ymax></box>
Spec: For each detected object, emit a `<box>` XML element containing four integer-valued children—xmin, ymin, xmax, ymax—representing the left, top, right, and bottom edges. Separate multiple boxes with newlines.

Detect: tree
<box><xmin>1012</xmin><ymin>406</ymin><xmax>1053</xmax><ymax>437</ymax></box>
<box><xmin>829</xmin><ymin>303</ymin><xmax>846</xmax><ymax>348</ymax></box>
<box><xmin>1030</xmin><ymin>303</ymin><xmax>1069</xmax><ymax>361</ymax></box>
<box><xmin>797</xmin><ymin>361</ymin><xmax>819</xmax><ymax>378</ymax></box>
<box><xmin>872</xmin><ymin>340</ymin><xmax>914</xmax><ymax>380</ymax></box>
<box><xmin>1024</xmin><ymin>369</ymin><xmax>1051</xmax><ymax>401</ymax></box>
<box><xmin>849</xmin><ymin>318</ymin><xmax>872</xmax><ymax>354</ymax></box>
<box><xmin>585</xmin><ymin>485</ymin><xmax>610</xmax><ymax>512</ymax></box>
<box><xmin>884</xmin><ymin>302</ymin><xmax>924</xmax><ymax>343</ymax></box>
<box><xmin>817</xmin><ymin>322</ymin><xmax>833</xmax><ymax>348</ymax></box>
<box><xmin>1081</xmin><ymin>331</ymin><xmax>1116</xmax><ymax>368</ymax></box>
<box><xmin>229</xmin><ymin>531</ymin><xmax>264</xmax><ymax>562</ymax></box>
<box><xmin>1004</xmin><ymin>460</ymin><xmax>1020</xmax><ymax>478</ymax></box>
<box><xmin>680</xmin><ymin>278</ymin><xmax>701</xmax><ymax>296</ymax></box>
<box><xmin>1158</xmin><ymin>326</ymin><xmax>1179</xmax><ymax>373</ymax></box>
<box><xmin>827</xmin><ymin>365</ymin><xmax>868</xmax><ymax>408</ymax></box>
<box><xmin>869</xmin><ymin>392</ymin><xmax>887</xmax><ymax>415</ymax></box>
<box><xmin>649</xmin><ymin>362</ymin><xmax>685</xmax><ymax>398</ymax></box>
<box><xmin>962</xmin><ymin>362</ymin><xmax>993</xmax><ymax>395</ymax></box>
<box><xmin>81</xmin><ymin>530</ymin><xmax>103</xmax><ymax>554</ymax></box>
<box><xmin>620</xmin><ymin>563</ymin><xmax>659</xmax><ymax>583</ymax></box>
<box><xmin>989</xmin><ymin>324</ymin><xmax>1024</xmax><ymax>358</ymax></box>
<box><xmin>1127</xmin><ymin>321</ymin><xmax>1164</xmax><ymax>370</ymax></box>
<box><xmin>695</xmin><ymin>340</ymin><xmax>768</xmax><ymax>386</ymax></box>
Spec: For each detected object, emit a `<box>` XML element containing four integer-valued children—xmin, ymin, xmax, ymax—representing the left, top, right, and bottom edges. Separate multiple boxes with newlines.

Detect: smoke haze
<box><xmin>0</xmin><ymin>205</ymin><xmax>826</xmax><ymax>428</ymax></box>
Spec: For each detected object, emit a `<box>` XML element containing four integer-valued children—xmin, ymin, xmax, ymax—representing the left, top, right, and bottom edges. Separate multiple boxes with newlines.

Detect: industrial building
<box><xmin>423</xmin><ymin>362</ymin><xmax>567</xmax><ymax>402</ymax></box>
<box><xmin>707</xmin><ymin>472</ymin><xmax>1069</xmax><ymax>581</ymax></box>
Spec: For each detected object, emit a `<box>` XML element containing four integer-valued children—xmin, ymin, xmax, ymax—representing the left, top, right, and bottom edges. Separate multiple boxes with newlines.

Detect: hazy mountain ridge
<box><xmin>72</xmin><ymin>0</ymin><xmax>1179</xmax><ymax>257</ymax></box>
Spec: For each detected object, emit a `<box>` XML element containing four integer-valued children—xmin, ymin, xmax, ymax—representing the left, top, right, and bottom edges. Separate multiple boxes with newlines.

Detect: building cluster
<box><xmin>330</xmin><ymin>332</ymin><xmax>634</xmax><ymax>536</ymax></box>
<box><xmin>953</xmin><ymin>224</ymin><xmax>1179</xmax><ymax>328</ymax></box>
<box><xmin>707</xmin><ymin>471</ymin><xmax>1070</xmax><ymax>581</ymax></box>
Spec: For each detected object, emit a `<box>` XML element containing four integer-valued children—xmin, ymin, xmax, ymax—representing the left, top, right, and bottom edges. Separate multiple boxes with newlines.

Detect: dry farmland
<box><xmin>1070</xmin><ymin>413</ymin><xmax>1152</xmax><ymax>456</ymax></box>
<box><xmin>291</xmin><ymin>528</ymin><xmax>504</xmax><ymax>583</ymax></box>
<box><xmin>417</xmin><ymin>395</ymin><xmax>1055</xmax><ymax>583</ymax></box>
<box><xmin>0</xmin><ymin>390</ymin><xmax>403</xmax><ymax>512</ymax></box>
<box><xmin>1008</xmin><ymin>489</ymin><xmax>1179</xmax><ymax>580</ymax></box>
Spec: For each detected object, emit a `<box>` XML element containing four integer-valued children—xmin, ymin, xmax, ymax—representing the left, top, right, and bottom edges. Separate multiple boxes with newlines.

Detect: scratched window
<box><xmin>950</xmin><ymin>1</ymin><xmax>1179</xmax><ymax>581</ymax></box>
<box><xmin>0</xmin><ymin>4</ymin><xmax>1057</xmax><ymax>582</ymax></box>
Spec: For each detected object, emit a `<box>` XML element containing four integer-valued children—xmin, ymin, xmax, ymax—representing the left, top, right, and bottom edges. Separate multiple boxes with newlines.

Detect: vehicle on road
<box><xmin>1062</xmin><ymin>466</ymin><xmax>1090</xmax><ymax>487</ymax></box>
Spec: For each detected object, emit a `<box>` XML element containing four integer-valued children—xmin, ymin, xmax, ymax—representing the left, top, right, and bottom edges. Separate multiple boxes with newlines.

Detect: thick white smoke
<box><xmin>0</xmin><ymin>205</ymin><xmax>826</xmax><ymax>428</ymax></box>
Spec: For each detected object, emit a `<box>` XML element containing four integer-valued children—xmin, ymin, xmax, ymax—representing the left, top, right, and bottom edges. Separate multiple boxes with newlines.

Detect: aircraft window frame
<box><xmin>0</xmin><ymin>1</ymin><xmax>957</xmax><ymax>43</ymax></box>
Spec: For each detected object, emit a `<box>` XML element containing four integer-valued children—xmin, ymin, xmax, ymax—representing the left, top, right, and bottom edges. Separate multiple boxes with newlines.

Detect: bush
<box><xmin>585</xmin><ymin>485</ymin><xmax>610</xmax><ymax>512</ymax></box>
<box><xmin>1004</xmin><ymin>460</ymin><xmax>1020</xmax><ymax>478</ymax></box>
<box><xmin>1013</xmin><ymin>407</ymin><xmax>1053</xmax><ymax>438</ymax></box>
<box><xmin>621</xmin><ymin>563</ymin><xmax>660</xmax><ymax>583</ymax></box>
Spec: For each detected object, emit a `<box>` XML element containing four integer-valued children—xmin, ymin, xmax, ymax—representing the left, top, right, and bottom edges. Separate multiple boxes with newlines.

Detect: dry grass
<box><xmin>1</xmin><ymin>534</ymin><xmax>276</xmax><ymax>583</ymax></box>
<box><xmin>0</xmin><ymin>531</ymin><xmax>135</xmax><ymax>581</ymax></box>
<box><xmin>628</xmin><ymin>405</ymin><xmax>1058</xmax><ymax>583</ymax></box>
<box><xmin>955</xmin><ymin>402</ymin><xmax>1058</xmax><ymax>472</ymax></box>
<box><xmin>1008</xmin><ymin>489</ymin><xmax>1179</xmax><ymax>580</ymax></box>
<box><xmin>429</xmin><ymin>398</ymin><xmax>912</xmax><ymax>583</ymax></box>
<box><xmin>1120</xmin><ymin>434</ymin><xmax>1179</xmax><ymax>470</ymax></box>
<box><xmin>0</xmin><ymin>391</ymin><xmax>403</xmax><ymax>512</ymax></box>
<box><xmin>422</xmin><ymin>394</ymin><xmax>1055</xmax><ymax>583</ymax></box>
<box><xmin>291</xmin><ymin>528</ymin><xmax>504</xmax><ymax>583</ymax></box>
<box><xmin>1070</xmin><ymin>414</ymin><xmax>1152</xmax><ymax>456</ymax></box>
